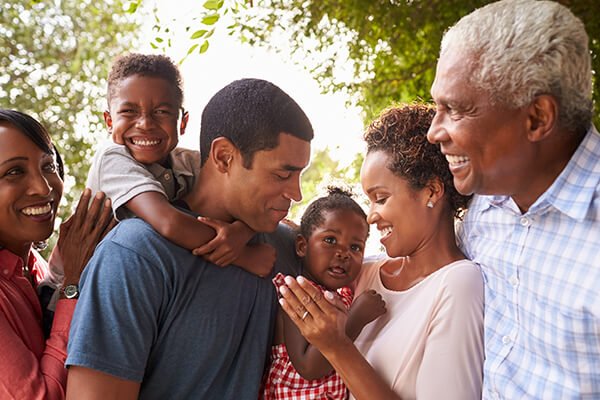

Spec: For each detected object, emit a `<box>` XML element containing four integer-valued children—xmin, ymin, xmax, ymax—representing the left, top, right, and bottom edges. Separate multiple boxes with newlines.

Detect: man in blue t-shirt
<box><xmin>66</xmin><ymin>78</ymin><xmax>313</xmax><ymax>399</ymax></box>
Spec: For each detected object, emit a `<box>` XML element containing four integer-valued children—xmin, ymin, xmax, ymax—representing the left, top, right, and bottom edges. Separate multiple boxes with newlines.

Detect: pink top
<box><xmin>351</xmin><ymin>256</ymin><xmax>484</xmax><ymax>400</ymax></box>
<box><xmin>0</xmin><ymin>248</ymin><xmax>76</xmax><ymax>400</ymax></box>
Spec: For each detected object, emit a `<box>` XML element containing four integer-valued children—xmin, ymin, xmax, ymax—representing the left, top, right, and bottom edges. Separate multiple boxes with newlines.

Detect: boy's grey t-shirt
<box><xmin>66</xmin><ymin>218</ymin><xmax>300</xmax><ymax>400</ymax></box>
<box><xmin>86</xmin><ymin>142</ymin><xmax>199</xmax><ymax>220</ymax></box>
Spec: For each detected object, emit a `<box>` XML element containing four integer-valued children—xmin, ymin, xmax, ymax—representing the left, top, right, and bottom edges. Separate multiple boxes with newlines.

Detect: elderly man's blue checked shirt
<box><xmin>458</xmin><ymin>126</ymin><xmax>600</xmax><ymax>400</ymax></box>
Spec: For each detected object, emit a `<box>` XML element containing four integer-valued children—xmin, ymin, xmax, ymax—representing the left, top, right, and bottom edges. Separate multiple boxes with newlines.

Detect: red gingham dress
<box><xmin>262</xmin><ymin>273</ymin><xmax>353</xmax><ymax>400</ymax></box>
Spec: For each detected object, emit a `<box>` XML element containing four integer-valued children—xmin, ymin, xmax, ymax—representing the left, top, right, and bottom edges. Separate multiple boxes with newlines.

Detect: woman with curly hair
<box><xmin>276</xmin><ymin>103</ymin><xmax>484</xmax><ymax>399</ymax></box>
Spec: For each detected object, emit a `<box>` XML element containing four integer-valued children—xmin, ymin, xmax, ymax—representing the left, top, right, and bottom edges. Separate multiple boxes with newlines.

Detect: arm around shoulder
<box><xmin>126</xmin><ymin>191</ymin><xmax>217</xmax><ymax>250</ymax></box>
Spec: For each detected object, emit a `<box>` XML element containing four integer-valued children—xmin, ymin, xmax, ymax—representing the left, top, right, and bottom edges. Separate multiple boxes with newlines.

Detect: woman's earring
<box><xmin>426</xmin><ymin>200</ymin><xmax>434</xmax><ymax>209</ymax></box>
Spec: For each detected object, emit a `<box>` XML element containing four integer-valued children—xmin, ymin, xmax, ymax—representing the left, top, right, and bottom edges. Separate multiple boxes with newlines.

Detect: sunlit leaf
<box><xmin>125</xmin><ymin>1</ymin><xmax>139</xmax><ymax>13</ymax></box>
<box><xmin>199</xmin><ymin>40</ymin><xmax>210</xmax><ymax>53</ymax></box>
<box><xmin>187</xmin><ymin>43</ymin><xmax>199</xmax><ymax>55</ymax></box>
<box><xmin>203</xmin><ymin>0</ymin><xmax>224</xmax><ymax>10</ymax></box>
<box><xmin>191</xmin><ymin>29</ymin><xmax>208</xmax><ymax>39</ymax></box>
<box><xmin>201</xmin><ymin>14</ymin><xmax>220</xmax><ymax>25</ymax></box>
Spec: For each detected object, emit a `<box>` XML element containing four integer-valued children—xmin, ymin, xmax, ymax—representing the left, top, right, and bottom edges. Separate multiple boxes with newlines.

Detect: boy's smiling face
<box><xmin>105</xmin><ymin>74</ymin><xmax>188</xmax><ymax>166</ymax></box>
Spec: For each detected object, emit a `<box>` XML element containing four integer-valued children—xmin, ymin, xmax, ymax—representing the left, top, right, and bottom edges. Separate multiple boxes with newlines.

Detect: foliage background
<box><xmin>239</xmin><ymin>0</ymin><xmax>599</xmax><ymax>125</ymax></box>
<box><xmin>0</xmin><ymin>0</ymin><xmax>138</xmax><ymax>253</ymax></box>
<box><xmin>230</xmin><ymin>0</ymin><xmax>600</xmax><ymax>218</ymax></box>
<box><xmin>2</xmin><ymin>0</ymin><xmax>598</xmax><ymax>240</ymax></box>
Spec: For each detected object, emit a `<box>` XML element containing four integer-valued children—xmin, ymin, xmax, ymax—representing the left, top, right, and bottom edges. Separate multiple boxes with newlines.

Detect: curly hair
<box><xmin>300</xmin><ymin>186</ymin><xmax>368</xmax><ymax>238</ymax></box>
<box><xmin>364</xmin><ymin>103</ymin><xmax>470</xmax><ymax>217</ymax></box>
<box><xmin>107</xmin><ymin>53</ymin><xmax>184</xmax><ymax>108</ymax></box>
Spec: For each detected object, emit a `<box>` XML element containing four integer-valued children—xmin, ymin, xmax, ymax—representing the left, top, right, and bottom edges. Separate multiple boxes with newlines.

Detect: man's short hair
<box><xmin>441</xmin><ymin>0</ymin><xmax>592</xmax><ymax>135</ymax></box>
<box><xmin>199</xmin><ymin>78</ymin><xmax>314</xmax><ymax>168</ymax></box>
<box><xmin>107</xmin><ymin>53</ymin><xmax>184</xmax><ymax>108</ymax></box>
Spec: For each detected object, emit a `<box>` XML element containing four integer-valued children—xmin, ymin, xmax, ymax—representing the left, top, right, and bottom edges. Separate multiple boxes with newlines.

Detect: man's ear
<box><xmin>526</xmin><ymin>94</ymin><xmax>557</xmax><ymax>142</ymax></box>
<box><xmin>425</xmin><ymin>177</ymin><xmax>445</xmax><ymax>208</ymax></box>
<box><xmin>295</xmin><ymin>234</ymin><xmax>307</xmax><ymax>257</ymax></box>
<box><xmin>179</xmin><ymin>110</ymin><xmax>189</xmax><ymax>136</ymax></box>
<box><xmin>103</xmin><ymin>110</ymin><xmax>113</xmax><ymax>133</ymax></box>
<box><xmin>210</xmin><ymin>137</ymin><xmax>236</xmax><ymax>173</ymax></box>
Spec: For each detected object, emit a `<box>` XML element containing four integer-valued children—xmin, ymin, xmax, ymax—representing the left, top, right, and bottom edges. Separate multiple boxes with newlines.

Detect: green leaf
<box><xmin>203</xmin><ymin>0</ymin><xmax>224</xmax><ymax>10</ymax></box>
<box><xmin>155</xmin><ymin>37</ymin><xmax>163</xmax><ymax>43</ymax></box>
<box><xmin>125</xmin><ymin>1</ymin><xmax>139</xmax><ymax>13</ymax></box>
<box><xmin>187</xmin><ymin>43</ymin><xmax>199</xmax><ymax>55</ymax></box>
<box><xmin>199</xmin><ymin>40</ymin><xmax>210</xmax><ymax>54</ymax></box>
<box><xmin>205</xmin><ymin>28</ymin><xmax>215</xmax><ymax>39</ymax></box>
<box><xmin>191</xmin><ymin>29</ymin><xmax>208</xmax><ymax>39</ymax></box>
<box><xmin>201</xmin><ymin>14</ymin><xmax>220</xmax><ymax>25</ymax></box>
<box><xmin>150</xmin><ymin>42</ymin><xmax>158</xmax><ymax>49</ymax></box>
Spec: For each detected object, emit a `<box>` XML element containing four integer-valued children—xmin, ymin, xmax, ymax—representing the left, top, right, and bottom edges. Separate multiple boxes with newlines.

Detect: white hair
<box><xmin>441</xmin><ymin>0</ymin><xmax>593</xmax><ymax>134</ymax></box>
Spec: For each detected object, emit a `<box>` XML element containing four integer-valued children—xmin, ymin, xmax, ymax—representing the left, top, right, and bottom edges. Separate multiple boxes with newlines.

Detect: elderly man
<box><xmin>428</xmin><ymin>0</ymin><xmax>599</xmax><ymax>399</ymax></box>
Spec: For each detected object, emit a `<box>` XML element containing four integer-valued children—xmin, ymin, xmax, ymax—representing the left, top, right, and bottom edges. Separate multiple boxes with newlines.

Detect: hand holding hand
<box><xmin>278</xmin><ymin>275</ymin><xmax>352</xmax><ymax>353</ymax></box>
<box><xmin>346</xmin><ymin>290</ymin><xmax>386</xmax><ymax>339</ymax></box>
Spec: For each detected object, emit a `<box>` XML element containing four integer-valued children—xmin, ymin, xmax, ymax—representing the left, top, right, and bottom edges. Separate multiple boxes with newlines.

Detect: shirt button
<box><xmin>2</xmin><ymin>269</ymin><xmax>9</xmax><ymax>275</ymax></box>
<box><xmin>509</xmin><ymin>275</ymin><xmax>519</xmax><ymax>287</ymax></box>
<box><xmin>502</xmin><ymin>335</ymin><xmax>511</xmax><ymax>345</ymax></box>
<box><xmin>519</xmin><ymin>216</ymin><xmax>530</xmax><ymax>227</ymax></box>
<box><xmin>164</xmin><ymin>173</ymin><xmax>171</xmax><ymax>181</ymax></box>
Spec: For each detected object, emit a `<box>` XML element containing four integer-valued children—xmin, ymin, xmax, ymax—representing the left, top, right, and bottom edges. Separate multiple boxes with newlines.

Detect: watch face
<box><xmin>64</xmin><ymin>284</ymin><xmax>79</xmax><ymax>299</ymax></box>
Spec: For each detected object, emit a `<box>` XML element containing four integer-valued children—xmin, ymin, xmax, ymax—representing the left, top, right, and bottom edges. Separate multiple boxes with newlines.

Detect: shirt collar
<box><xmin>146</xmin><ymin>151</ymin><xmax>195</xmax><ymax>179</ymax></box>
<box><xmin>536</xmin><ymin>125</ymin><xmax>600</xmax><ymax>220</ymax></box>
<box><xmin>476</xmin><ymin>126</ymin><xmax>600</xmax><ymax>220</ymax></box>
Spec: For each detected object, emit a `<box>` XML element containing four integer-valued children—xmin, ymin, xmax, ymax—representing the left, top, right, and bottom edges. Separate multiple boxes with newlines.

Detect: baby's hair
<box><xmin>300</xmin><ymin>186</ymin><xmax>368</xmax><ymax>238</ymax></box>
<box><xmin>107</xmin><ymin>53</ymin><xmax>184</xmax><ymax>108</ymax></box>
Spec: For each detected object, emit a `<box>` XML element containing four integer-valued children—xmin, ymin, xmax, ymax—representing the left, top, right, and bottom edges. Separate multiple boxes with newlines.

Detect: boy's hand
<box><xmin>346</xmin><ymin>290</ymin><xmax>386</xmax><ymax>339</ymax></box>
<box><xmin>192</xmin><ymin>217</ymin><xmax>253</xmax><ymax>266</ymax></box>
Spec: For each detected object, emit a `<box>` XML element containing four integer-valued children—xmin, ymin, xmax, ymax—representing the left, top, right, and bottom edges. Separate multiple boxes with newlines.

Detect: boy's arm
<box><xmin>126</xmin><ymin>192</ymin><xmax>274</xmax><ymax>276</ymax></box>
<box><xmin>126</xmin><ymin>191</ymin><xmax>217</xmax><ymax>250</ymax></box>
<box><xmin>282</xmin><ymin>310</ymin><xmax>335</xmax><ymax>381</ymax></box>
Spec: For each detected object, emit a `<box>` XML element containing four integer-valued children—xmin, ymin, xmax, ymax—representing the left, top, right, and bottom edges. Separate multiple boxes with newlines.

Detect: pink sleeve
<box><xmin>0</xmin><ymin>299</ymin><xmax>76</xmax><ymax>400</ymax></box>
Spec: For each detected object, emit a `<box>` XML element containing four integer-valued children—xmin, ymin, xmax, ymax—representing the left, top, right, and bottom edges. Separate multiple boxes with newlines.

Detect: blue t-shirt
<box><xmin>66</xmin><ymin>218</ymin><xmax>299</xmax><ymax>399</ymax></box>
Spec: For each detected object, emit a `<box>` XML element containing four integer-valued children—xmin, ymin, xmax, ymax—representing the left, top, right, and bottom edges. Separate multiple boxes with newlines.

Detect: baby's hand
<box><xmin>192</xmin><ymin>217</ymin><xmax>249</xmax><ymax>266</ymax></box>
<box><xmin>347</xmin><ymin>290</ymin><xmax>386</xmax><ymax>333</ymax></box>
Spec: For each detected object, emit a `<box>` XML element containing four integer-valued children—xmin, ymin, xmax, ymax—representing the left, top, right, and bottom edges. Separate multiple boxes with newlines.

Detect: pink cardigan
<box><xmin>0</xmin><ymin>248</ymin><xmax>76</xmax><ymax>400</ymax></box>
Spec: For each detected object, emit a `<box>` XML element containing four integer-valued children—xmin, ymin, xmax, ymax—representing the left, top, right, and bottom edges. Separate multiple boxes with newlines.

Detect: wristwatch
<box><xmin>62</xmin><ymin>284</ymin><xmax>80</xmax><ymax>299</ymax></box>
